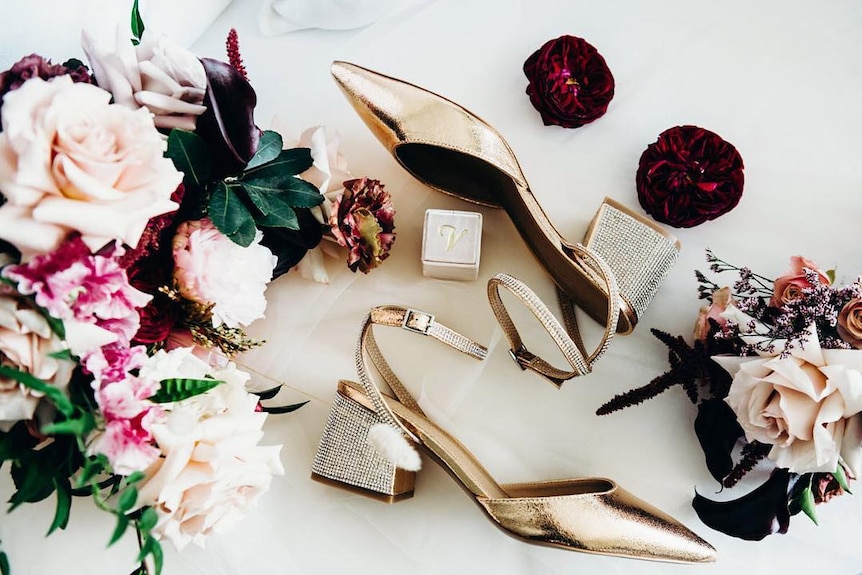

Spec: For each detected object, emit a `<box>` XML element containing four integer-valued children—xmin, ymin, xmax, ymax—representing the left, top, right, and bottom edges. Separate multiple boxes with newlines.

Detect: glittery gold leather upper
<box><xmin>330</xmin><ymin>61</ymin><xmax>680</xmax><ymax>334</ymax></box>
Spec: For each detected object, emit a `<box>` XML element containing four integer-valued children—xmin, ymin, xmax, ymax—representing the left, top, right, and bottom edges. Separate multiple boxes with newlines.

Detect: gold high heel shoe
<box><xmin>330</xmin><ymin>61</ymin><xmax>680</xmax><ymax>335</ymax></box>
<box><xmin>310</xmin><ymin>306</ymin><xmax>716</xmax><ymax>563</ymax></box>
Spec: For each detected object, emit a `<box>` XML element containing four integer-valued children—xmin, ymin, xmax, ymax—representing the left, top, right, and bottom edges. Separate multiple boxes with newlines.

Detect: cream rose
<box><xmin>134</xmin><ymin>349</ymin><xmax>283</xmax><ymax>550</ymax></box>
<box><xmin>172</xmin><ymin>219</ymin><xmax>276</xmax><ymax>328</ymax></box>
<box><xmin>0</xmin><ymin>292</ymin><xmax>73</xmax><ymax>431</ymax></box>
<box><xmin>718</xmin><ymin>325</ymin><xmax>862</xmax><ymax>475</ymax></box>
<box><xmin>82</xmin><ymin>29</ymin><xmax>207</xmax><ymax>131</ymax></box>
<box><xmin>0</xmin><ymin>76</ymin><xmax>181</xmax><ymax>258</ymax></box>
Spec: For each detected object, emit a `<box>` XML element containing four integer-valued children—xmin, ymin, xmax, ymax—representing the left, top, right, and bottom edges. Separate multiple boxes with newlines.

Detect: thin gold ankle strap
<box><xmin>355</xmin><ymin>306</ymin><xmax>488</xmax><ymax>440</ymax></box>
<box><xmin>487</xmin><ymin>244</ymin><xmax>620</xmax><ymax>387</ymax></box>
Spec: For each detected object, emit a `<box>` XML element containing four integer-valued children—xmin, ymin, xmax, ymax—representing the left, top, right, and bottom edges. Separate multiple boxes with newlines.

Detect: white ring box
<box><xmin>421</xmin><ymin>209</ymin><xmax>483</xmax><ymax>281</ymax></box>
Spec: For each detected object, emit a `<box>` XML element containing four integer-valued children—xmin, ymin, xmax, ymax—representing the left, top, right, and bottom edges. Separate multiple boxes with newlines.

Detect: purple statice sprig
<box><xmin>772</xmin><ymin>277</ymin><xmax>860</xmax><ymax>351</ymax></box>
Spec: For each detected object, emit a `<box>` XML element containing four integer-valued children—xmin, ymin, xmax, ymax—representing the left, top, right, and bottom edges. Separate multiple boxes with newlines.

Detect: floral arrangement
<box><xmin>636</xmin><ymin>125</ymin><xmax>744</xmax><ymax>228</ymax></box>
<box><xmin>0</xmin><ymin>3</ymin><xmax>394</xmax><ymax>574</ymax></box>
<box><xmin>522</xmin><ymin>34</ymin><xmax>615</xmax><ymax>128</ymax></box>
<box><xmin>599</xmin><ymin>251</ymin><xmax>862</xmax><ymax>540</ymax></box>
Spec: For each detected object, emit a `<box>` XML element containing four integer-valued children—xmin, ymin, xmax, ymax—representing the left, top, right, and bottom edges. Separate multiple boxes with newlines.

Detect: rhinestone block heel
<box><xmin>310</xmin><ymin>306</ymin><xmax>716</xmax><ymax>563</ymax></box>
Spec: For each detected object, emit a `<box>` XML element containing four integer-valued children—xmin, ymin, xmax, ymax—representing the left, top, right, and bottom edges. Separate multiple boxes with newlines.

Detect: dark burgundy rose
<box><xmin>523</xmin><ymin>35</ymin><xmax>614</xmax><ymax>128</ymax></box>
<box><xmin>637</xmin><ymin>125</ymin><xmax>744</xmax><ymax>228</ymax></box>
<box><xmin>0</xmin><ymin>55</ymin><xmax>90</xmax><ymax>126</ymax></box>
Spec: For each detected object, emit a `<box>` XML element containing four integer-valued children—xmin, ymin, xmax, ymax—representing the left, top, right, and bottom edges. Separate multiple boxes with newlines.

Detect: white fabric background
<box><xmin>2</xmin><ymin>0</ymin><xmax>862</xmax><ymax>573</ymax></box>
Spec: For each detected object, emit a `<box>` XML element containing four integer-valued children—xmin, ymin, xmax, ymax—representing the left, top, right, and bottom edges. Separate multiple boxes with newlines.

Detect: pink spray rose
<box><xmin>770</xmin><ymin>256</ymin><xmax>830</xmax><ymax>308</ymax></box>
<box><xmin>694</xmin><ymin>287</ymin><xmax>734</xmax><ymax>341</ymax></box>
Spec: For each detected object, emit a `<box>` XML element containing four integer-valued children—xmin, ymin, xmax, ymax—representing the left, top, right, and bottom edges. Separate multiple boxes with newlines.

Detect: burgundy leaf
<box><xmin>694</xmin><ymin>398</ymin><xmax>744</xmax><ymax>482</ymax></box>
<box><xmin>196</xmin><ymin>58</ymin><xmax>260</xmax><ymax>177</ymax></box>
<box><xmin>693</xmin><ymin>468</ymin><xmax>792</xmax><ymax>541</ymax></box>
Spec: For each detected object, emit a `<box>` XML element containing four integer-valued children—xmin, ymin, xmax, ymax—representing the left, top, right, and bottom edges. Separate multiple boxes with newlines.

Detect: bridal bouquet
<box><xmin>0</xmin><ymin>4</ymin><xmax>395</xmax><ymax>573</ymax></box>
<box><xmin>599</xmin><ymin>250</ymin><xmax>862</xmax><ymax>540</ymax></box>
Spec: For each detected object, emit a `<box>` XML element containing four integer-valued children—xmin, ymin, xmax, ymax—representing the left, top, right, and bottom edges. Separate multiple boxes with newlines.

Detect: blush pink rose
<box><xmin>770</xmin><ymin>256</ymin><xmax>830</xmax><ymax>308</ymax></box>
<box><xmin>0</xmin><ymin>76</ymin><xmax>181</xmax><ymax>258</ymax></box>
<box><xmin>694</xmin><ymin>286</ymin><xmax>734</xmax><ymax>341</ymax></box>
<box><xmin>0</xmin><ymin>292</ymin><xmax>73</xmax><ymax>431</ymax></box>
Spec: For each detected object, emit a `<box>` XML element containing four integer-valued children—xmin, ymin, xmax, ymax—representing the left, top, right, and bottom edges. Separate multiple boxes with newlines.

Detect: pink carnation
<box><xmin>89</xmin><ymin>369</ymin><xmax>163</xmax><ymax>475</ymax></box>
<box><xmin>3</xmin><ymin>237</ymin><xmax>151</xmax><ymax>345</ymax></box>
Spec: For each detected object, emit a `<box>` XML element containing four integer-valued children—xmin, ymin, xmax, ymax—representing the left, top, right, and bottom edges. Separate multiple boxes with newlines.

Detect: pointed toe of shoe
<box><xmin>481</xmin><ymin>479</ymin><xmax>716</xmax><ymax>563</ymax></box>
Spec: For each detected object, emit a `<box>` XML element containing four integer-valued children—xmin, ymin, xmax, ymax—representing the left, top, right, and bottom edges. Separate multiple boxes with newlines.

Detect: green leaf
<box><xmin>41</xmin><ymin>411</ymin><xmax>95</xmax><ymax>437</ymax></box>
<box><xmin>166</xmin><ymin>130</ymin><xmax>212</xmax><ymax>189</ymax></box>
<box><xmin>0</xmin><ymin>366</ymin><xmax>73</xmax><ymax>416</ymax></box>
<box><xmin>282</xmin><ymin>177</ymin><xmax>326</xmax><ymax>208</ymax></box>
<box><xmin>242</xmin><ymin>186</ymin><xmax>299</xmax><ymax>229</ymax></box>
<box><xmin>109</xmin><ymin>513</ymin><xmax>129</xmax><ymax>546</ymax></box>
<box><xmin>125</xmin><ymin>471</ymin><xmax>146</xmax><ymax>486</ymax></box>
<box><xmin>137</xmin><ymin>536</ymin><xmax>164</xmax><ymax>575</ymax></box>
<box><xmin>0</xmin><ymin>547</ymin><xmax>8</xmax><ymax>575</ymax></box>
<box><xmin>76</xmin><ymin>454</ymin><xmax>109</xmax><ymax>489</ymax></box>
<box><xmin>240</xmin><ymin>174</ymin><xmax>323</xmax><ymax>210</ymax></box>
<box><xmin>242</xmin><ymin>147</ymin><xmax>313</xmax><ymax>178</ymax></box>
<box><xmin>827</xmin><ymin>268</ymin><xmax>836</xmax><ymax>284</ymax></box>
<box><xmin>47</xmin><ymin>478</ymin><xmax>71</xmax><ymax>535</ymax></box>
<box><xmin>798</xmin><ymin>485</ymin><xmax>818</xmax><ymax>525</ymax></box>
<box><xmin>834</xmin><ymin>464</ymin><xmax>853</xmax><ymax>494</ymax></box>
<box><xmin>48</xmin><ymin>349</ymin><xmax>73</xmax><ymax>361</ymax></box>
<box><xmin>245</xmin><ymin>131</ymin><xmax>283</xmax><ymax>170</ymax></box>
<box><xmin>130</xmin><ymin>0</ymin><xmax>145</xmax><ymax>44</ymax></box>
<box><xmin>207</xmin><ymin>182</ymin><xmax>258</xmax><ymax>247</ymax></box>
<box><xmin>118</xmin><ymin>486</ymin><xmax>138</xmax><ymax>513</ymax></box>
<box><xmin>9</xmin><ymin>458</ymin><xmax>55</xmax><ymax>509</ymax></box>
<box><xmin>149</xmin><ymin>378</ymin><xmax>223</xmax><ymax>404</ymax></box>
<box><xmin>262</xmin><ymin>401</ymin><xmax>309</xmax><ymax>414</ymax></box>
<box><xmin>138</xmin><ymin>506</ymin><xmax>158</xmax><ymax>532</ymax></box>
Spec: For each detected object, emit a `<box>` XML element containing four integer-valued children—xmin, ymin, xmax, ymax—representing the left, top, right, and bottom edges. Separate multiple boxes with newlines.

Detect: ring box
<box><xmin>421</xmin><ymin>209</ymin><xmax>482</xmax><ymax>281</ymax></box>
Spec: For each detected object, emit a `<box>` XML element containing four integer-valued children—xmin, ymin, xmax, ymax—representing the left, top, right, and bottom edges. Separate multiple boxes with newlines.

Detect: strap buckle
<box><xmin>508</xmin><ymin>345</ymin><xmax>535</xmax><ymax>370</ymax></box>
<box><xmin>402</xmin><ymin>308</ymin><xmax>435</xmax><ymax>335</ymax></box>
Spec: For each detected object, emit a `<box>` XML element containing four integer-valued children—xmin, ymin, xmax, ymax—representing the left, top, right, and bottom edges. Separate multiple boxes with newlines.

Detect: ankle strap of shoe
<box><xmin>487</xmin><ymin>244</ymin><xmax>620</xmax><ymax>387</ymax></box>
<box><xmin>355</xmin><ymin>306</ymin><xmax>488</xmax><ymax>438</ymax></box>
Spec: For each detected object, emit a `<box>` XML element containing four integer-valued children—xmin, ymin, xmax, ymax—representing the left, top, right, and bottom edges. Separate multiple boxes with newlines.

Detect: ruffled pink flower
<box><xmin>3</xmin><ymin>236</ymin><xmax>151</xmax><ymax>345</ymax></box>
<box><xmin>88</xmin><ymin>411</ymin><xmax>161</xmax><ymax>476</ymax></box>
<box><xmin>84</xmin><ymin>342</ymin><xmax>148</xmax><ymax>385</ymax></box>
<box><xmin>88</xmin><ymin>369</ymin><xmax>163</xmax><ymax>475</ymax></box>
<box><xmin>329</xmin><ymin>177</ymin><xmax>396</xmax><ymax>273</ymax></box>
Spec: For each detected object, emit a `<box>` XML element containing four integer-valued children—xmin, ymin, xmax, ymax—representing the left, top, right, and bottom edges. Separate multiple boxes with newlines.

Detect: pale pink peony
<box><xmin>0</xmin><ymin>75</ymin><xmax>181</xmax><ymax>258</ymax></box>
<box><xmin>770</xmin><ymin>256</ymin><xmax>831</xmax><ymax>308</ymax></box>
<box><xmin>172</xmin><ymin>219</ymin><xmax>276</xmax><ymax>328</ymax></box>
<box><xmin>0</xmin><ymin>292</ymin><xmax>73</xmax><ymax>431</ymax></box>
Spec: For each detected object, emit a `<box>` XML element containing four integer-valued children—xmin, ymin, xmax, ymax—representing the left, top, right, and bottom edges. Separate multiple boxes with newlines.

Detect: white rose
<box><xmin>172</xmin><ymin>219</ymin><xmax>276</xmax><ymax>328</ymax></box>
<box><xmin>0</xmin><ymin>76</ymin><xmax>181</xmax><ymax>258</ymax></box>
<box><xmin>82</xmin><ymin>28</ymin><xmax>207</xmax><ymax>131</ymax></box>
<box><xmin>135</xmin><ymin>377</ymin><xmax>283</xmax><ymax>550</ymax></box>
<box><xmin>0</xmin><ymin>293</ymin><xmax>73</xmax><ymax>430</ymax></box>
<box><xmin>289</xmin><ymin>125</ymin><xmax>351</xmax><ymax>283</ymax></box>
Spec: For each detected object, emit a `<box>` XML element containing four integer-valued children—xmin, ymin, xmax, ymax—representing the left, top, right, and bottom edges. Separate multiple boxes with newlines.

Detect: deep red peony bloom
<box><xmin>636</xmin><ymin>125</ymin><xmax>744</xmax><ymax>228</ymax></box>
<box><xmin>523</xmin><ymin>35</ymin><xmax>615</xmax><ymax>128</ymax></box>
